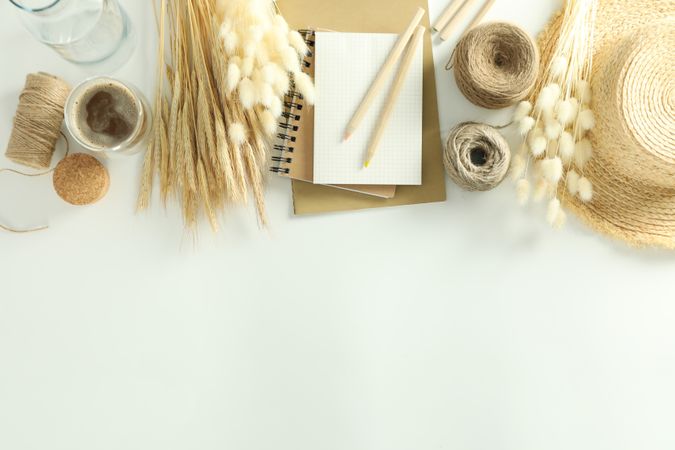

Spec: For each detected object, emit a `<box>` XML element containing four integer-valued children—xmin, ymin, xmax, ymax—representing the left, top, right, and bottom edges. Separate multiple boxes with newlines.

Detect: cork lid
<box><xmin>53</xmin><ymin>153</ymin><xmax>109</xmax><ymax>205</ymax></box>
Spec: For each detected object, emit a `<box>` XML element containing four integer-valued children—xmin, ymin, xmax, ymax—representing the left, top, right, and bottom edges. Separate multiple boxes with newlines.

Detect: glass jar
<box><xmin>9</xmin><ymin>0</ymin><xmax>134</xmax><ymax>66</ymax></box>
<box><xmin>64</xmin><ymin>76</ymin><xmax>151</xmax><ymax>156</ymax></box>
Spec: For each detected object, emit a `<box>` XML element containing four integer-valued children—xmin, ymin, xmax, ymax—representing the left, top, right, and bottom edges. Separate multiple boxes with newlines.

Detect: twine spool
<box><xmin>5</xmin><ymin>72</ymin><xmax>71</xmax><ymax>169</ymax></box>
<box><xmin>443</xmin><ymin>122</ymin><xmax>511</xmax><ymax>191</ymax></box>
<box><xmin>451</xmin><ymin>22</ymin><xmax>538</xmax><ymax>109</ymax></box>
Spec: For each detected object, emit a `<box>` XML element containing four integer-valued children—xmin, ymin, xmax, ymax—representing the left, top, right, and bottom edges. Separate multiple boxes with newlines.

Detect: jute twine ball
<box><xmin>443</xmin><ymin>122</ymin><xmax>511</xmax><ymax>191</ymax></box>
<box><xmin>452</xmin><ymin>22</ymin><xmax>539</xmax><ymax>109</ymax></box>
<box><xmin>53</xmin><ymin>153</ymin><xmax>109</xmax><ymax>205</ymax></box>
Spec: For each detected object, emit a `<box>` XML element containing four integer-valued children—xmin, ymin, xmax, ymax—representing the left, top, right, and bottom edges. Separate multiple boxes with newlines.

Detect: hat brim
<box><xmin>537</xmin><ymin>0</ymin><xmax>675</xmax><ymax>248</ymax></box>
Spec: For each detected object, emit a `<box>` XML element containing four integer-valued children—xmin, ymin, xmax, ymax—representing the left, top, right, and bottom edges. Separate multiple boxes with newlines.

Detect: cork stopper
<box><xmin>53</xmin><ymin>153</ymin><xmax>109</xmax><ymax>205</ymax></box>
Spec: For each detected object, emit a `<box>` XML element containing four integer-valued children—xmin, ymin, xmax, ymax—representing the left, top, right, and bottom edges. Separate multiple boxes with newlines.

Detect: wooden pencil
<box><xmin>363</xmin><ymin>25</ymin><xmax>425</xmax><ymax>169</ymax></box>
<box><xmin>465</xmin><ymin>0</ymin><xmax>496</xmax><ymax>31</ymax></box>
<box><xmin>439</xmin><ymin>0</ymin><xmax>495</xmax><ymax>41</ymax></box>
<box><xmin>432</xmin><ymin>0</ymin><xmax>468</xmax><ymax>32</ymax></box>
<box><xmin>343</xmin><ymin>7</ymin><xmax>425</xmax><ymax>141</ymax></box>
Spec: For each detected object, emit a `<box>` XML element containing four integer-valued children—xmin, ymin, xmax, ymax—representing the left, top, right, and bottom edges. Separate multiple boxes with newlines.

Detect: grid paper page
<box><xmin>313</xmin><ymin>32</ymin><xmax>423</xmax><ymax>185</ymax></box>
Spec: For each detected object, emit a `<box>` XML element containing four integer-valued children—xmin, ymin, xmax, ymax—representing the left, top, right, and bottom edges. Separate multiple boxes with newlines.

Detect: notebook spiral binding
<box><xmin>270</xmin><ymin>30</ymin><xmax>315</xmax><ymax>176</ymax></box>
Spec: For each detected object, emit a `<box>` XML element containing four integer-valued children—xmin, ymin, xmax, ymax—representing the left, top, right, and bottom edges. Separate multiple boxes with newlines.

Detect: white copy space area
<box><xmin>0</xmin><ymin>1</ymin><xmax>674</xmax><ymax>450</ymax></box>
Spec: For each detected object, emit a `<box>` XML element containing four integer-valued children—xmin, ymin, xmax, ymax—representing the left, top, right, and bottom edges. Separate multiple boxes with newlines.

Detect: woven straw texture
<box><xmin>537</xmin><ymin>0</ymin><xmax>675</xmax><ymax>248</ymax></box>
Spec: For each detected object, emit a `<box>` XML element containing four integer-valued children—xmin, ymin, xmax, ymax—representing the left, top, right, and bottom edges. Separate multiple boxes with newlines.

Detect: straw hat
<box><xmin>537</xmin><ymin>0</ymin><xmax>675</xmax><ymax>248</ymax></box>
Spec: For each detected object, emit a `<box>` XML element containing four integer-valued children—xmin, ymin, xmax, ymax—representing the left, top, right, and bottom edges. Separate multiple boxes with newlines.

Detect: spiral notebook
<box><xmin>271</xmin><ymin>30</ymin><xmax>395</xmax><ymax>199</ymax></box>
<box><xmin>279</xmin><ymin>0</ymin><xmax>447</xmax><ymax>215</ymax></box>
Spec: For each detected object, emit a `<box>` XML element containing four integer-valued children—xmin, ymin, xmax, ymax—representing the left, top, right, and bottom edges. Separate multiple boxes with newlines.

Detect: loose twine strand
<box><xmin>443</xmin><ymin>122</ymin><xmax>511</xmax><ymax>191</ymax></box>
<box><xmin>0</xmin><ymin>132</ymin><xmax>70</xmax><ymax>233</ymax></box>
<box><xmin>2</xmin><ymin>71</ymin><xmax>71</xmax><ymax>234</ymax></box>
<box><xmin>450</xmin><ymin>22</ymin><xmax>539</xmax><ymax>109</ymax></box>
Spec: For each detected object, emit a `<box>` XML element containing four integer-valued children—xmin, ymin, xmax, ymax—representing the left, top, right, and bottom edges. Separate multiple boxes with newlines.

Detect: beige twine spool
<box><xmin>443</xmin><ymin>122</ymin><xmax>511</xmax><ymax>191</ymax></box>
<box><xmin>5</xmin><ymin>72</ymin><xmax>71</xmax><ymax>170</ymax></box>
<box><xmin>451</xmin><ymin>22</ymin><xmax>539</xmax><ymax>109</ymax></box>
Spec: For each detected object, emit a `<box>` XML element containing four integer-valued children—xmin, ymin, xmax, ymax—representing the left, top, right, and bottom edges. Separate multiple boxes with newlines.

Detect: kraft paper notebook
<box><xmin>271</xmin><ymin>31</ymin><xmax>396</xmax><ymax>199</ymax></box>
<box><xmin>279</xmin><ymin>0</ymin><xmax>447</xmax><ymax>215</ymax></box>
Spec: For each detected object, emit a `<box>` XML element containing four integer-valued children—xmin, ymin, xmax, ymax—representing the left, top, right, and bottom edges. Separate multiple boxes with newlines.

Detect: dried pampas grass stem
<box><xmin>137</xmin><ymin>0</ymin><xmax>313</xmax><ymax>231</ymax></box>
<box><xmin>510</xmin><ymin>0</ymin><xmax>598</xmax><ymax>228</ymax></box>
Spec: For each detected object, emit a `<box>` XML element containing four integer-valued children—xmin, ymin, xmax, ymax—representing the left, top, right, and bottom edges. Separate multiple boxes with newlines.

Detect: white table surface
<box><xmin>1</xmin><ymin>1</ymin><xmax>674</xmax><ymax>449</ymax></box>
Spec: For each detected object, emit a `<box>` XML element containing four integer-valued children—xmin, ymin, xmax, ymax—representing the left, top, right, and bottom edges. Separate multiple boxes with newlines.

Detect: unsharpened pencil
<box><xmin>343</xmin><ymin>7</ymin><xmax>425</xmax><ymax>142</ymax></box>
<box><xmin>440</xmin><ymin>0</ymin><xmax>495</xmax><ymax>41</ymax></box>
<box><xmin>432</xmin><ymin>0</ymin><xmax>467</xmax><ymax>32</ymax></box>
<box><xmin>363</xmin><ymin>25</ymin><xmax>425</xmax><ymax>169</ymax></box>
<box><xmin>465</xmin><ymin>0</ymin><xmax>496</xmax><ymax>31</ymax></box>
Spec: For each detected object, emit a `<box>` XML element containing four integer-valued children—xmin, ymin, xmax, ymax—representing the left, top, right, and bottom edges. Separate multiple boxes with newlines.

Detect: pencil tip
<box><xmin>364</xmin><ymin>161</ymin><xmax>370</xmax><ymax>169</ymax></box>
<box><xmin>343</xmin><ymin>131</ymin><xmax>352</xmax><ymax>142</ymax></box>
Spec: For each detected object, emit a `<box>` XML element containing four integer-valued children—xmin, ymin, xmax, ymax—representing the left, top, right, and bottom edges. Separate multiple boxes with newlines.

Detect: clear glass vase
<box><xmin>9</xmin><ymin>0</ymin><xmax>134</xmax><ymax>66</ymax></box>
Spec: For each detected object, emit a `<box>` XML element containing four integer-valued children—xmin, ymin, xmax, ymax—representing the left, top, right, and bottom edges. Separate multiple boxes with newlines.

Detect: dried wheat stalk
<box><xmin>137</xmin><ymin>0</ymin><xmax>313</xmax><ymax>231</ymax></box>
